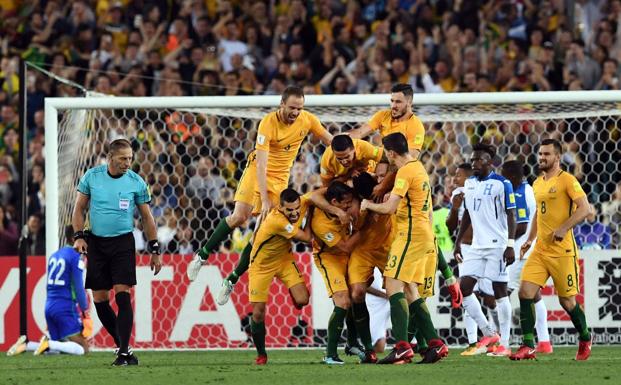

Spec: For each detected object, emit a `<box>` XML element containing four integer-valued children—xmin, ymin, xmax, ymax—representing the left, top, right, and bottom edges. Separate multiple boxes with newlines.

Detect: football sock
<box><xmin>487</xmin><ymin>306</ymin><xmax>500</xmax><ymax>334</ymax></box>
<box><xmin>352</xmin><ymin>302</ymin><xmax>373</xmax><ymax>351</ymax></box>
<box><xmin>48</xmin><ymin>340</ymin><xmax>84</xmax><ymax>355</ymax></box>
<box><xmin>389</xmin><ymin>293</ymin><xmax>409</xmax><ymax>342</ymax></box>
<box><xmin>327</xmin><ymin>306</ymin><xmax>347</xmax><ymax>357</ymax></box>
<box><xmin>227</xmin><ymin>242</ymin><xmax>252</xmax><ymax>284</ymax></box>
<box><xmin>411</xmin><ymin>298</ymin><xmax>439</xmax><ymax>341</ymax></box>
<box><xmin>251</xmin><ymin>319</ymin><xmax>267</xmax><ymax>356</ymax></box>
<box><xmin>534</xmin><ymin>299</ymin><xmax>550</xmax><ymax>342</ymax></box>
<box><xmin>497</xmin><ymin>296</ymin><xmax>512</xmax><ymax>348</ymax></box>
<box><xmin>345</xmin><ymin>307</ymin><xmax>359</xmax><ymax>347</ymax></box>
<box><xmin>437</xmin><ymin>249</ymin><xmax>454</xmax><ymax>280</ymax></box>
<box><xmin>115</xmin><ymin>292</ymin><xmax>133</xmax><ymax>355</ymax></box>
<box><xmin>568</xmin><ymin>304</ymin><xmax>591</xmax><ymax>342</ymax></box>
<box><xmin>198</xmin><ymin>219</ymin><xmax>232</xmax><ymax>259</ymax></box>
<box><xmin>464</xmin><ymin>312</ymin><xmax>478</xmax><ymax>345</ymax></box>
<box><xmin>519</xmin><ymin>298</ymin><xmax>536</xmax><ymax>348</ymax></box>
<box><xmin>463</xmin><ymin>294</ymin><xmax>494</xmax><ymax>336</ymax></box>
<box><xmin>94</xmin><ymin>301</ymin><xmax>120</xmax><ymax>347</ymax></box>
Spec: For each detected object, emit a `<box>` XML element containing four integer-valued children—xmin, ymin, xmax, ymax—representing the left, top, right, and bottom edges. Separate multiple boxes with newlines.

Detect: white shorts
<box><xmin>460</xmin><ymin>247</ymin><xmax>508</xmax><ymax>283</ymax></box>
<box><xmin>473</xmin><ymin>277</ymin><xmax>494</xmax><ymax>296</ymax></box>
<box><xmin>366</xmin><ymin>294</ymin><xmax>390</xmax><ymax>345</ymax></box>
<box><xmin>507</xmin><ymin>257</ymin><xmax>526</xmax><ymax>291</ymax></box>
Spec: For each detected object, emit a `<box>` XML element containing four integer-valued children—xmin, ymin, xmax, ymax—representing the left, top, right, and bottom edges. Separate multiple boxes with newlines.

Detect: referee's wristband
<box><xmin>74</xmin><ymin>231</ymin><xmax>87</xmax><ymax>241</ymax></box>
<box><xmin>507</xmin><ymin>239</ymin><xmax>515</xmax><ymax>247</ymax></box>
<box><xmin>147</xmin><ymin>240</ymin><xmax>161</xmax><ymax>255</ymax></box>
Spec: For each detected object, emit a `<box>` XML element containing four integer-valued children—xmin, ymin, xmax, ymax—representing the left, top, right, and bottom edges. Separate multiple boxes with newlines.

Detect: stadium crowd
<box><xmin>0</xmin><ymin>0</ymin><xmax>620</xmax><ymax>255</ymax></box>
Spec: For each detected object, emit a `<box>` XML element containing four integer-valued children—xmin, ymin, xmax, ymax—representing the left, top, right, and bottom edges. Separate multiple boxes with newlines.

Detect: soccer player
<box><xmin>187</xmin><ymin>86</ymin><xmax>332</xmax><ymax>304</ymax></box>
<box><xmin>320</xmin><ymin>134</ymin><xmax>385</xmax><ymax>186</ymax></box>
<box><xmin>310</xmin><ymin>181</ymin><xmax>361</xmax><ymax>365</ymax></box>
<box><xmin>347</xmin><ymin>171</ymin><xmax>395</xmax><ymax>363</ymax></box>
<box><xmin>510</xmin><ymin>139</ymin><xmax>592</xmax><ymax>361</ymax></box>
<box><xmin>72</xmin><ymin>138</ymin><xmax>161</xmax><ymax>366</ymax></box>
<box><xmin>501</xmin><ymin>160</ymin><xmax>552</xmax><ymax>354</ymax></box>
<box><xmin>350</xmin><ymin>83</ymin><xmax>462</xmax><ymax>309</ymax></box>
<box><xmin>447</xmin><ymin>163</ymin><xmax>497</xmax><ymax>355</ymax></box>
<box><xmin>248</xmin><ymin>189</ymin><xmax>313</xmax><ymax>365</ymax></box>
<box><xmin>453</xmin><ymin>143</ymin><xmax>515</xmax><ymax>357</ymax></box>
<box><xmin>361</xmin><ymin>132</ymin><xmax>447</xmax><ymax>365</ymax></box>
<box><xmin>7</xmin><ymin>226</ymin><xmax>91</xmax><ymax>356</ymax></box>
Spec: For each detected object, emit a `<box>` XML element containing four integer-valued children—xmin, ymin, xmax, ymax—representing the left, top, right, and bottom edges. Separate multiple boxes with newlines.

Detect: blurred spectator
<box><xmin>0</xmin><ymin>204</ymin><xmax>18</xmax><ymax>255</ymax></box>
<box><xmin>602</xmin><ymin>182</ymin><xmax>621</xmax><ymax>247</ymax></box>
<box><xmin>26</xmin><ymin>214</ymin><xmax>45</xmax><ymax>255</ymax></box>
<box><xmin>166</xmin><ymin>218</ymin><xmax>195</xmax><ymax>255</ymax></box>
<box><xmin>575</xmin><ymin>206</ymin><xmax>612</xmax><ymax>249</ymax></box>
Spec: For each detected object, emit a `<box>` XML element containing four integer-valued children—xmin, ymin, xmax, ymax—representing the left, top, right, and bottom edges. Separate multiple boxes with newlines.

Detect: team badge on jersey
<box><xmin>324</xmin><ymin>232</ymin><xmax>334</xmax><ymax>242</ymax></box>
<box><xmin>257</xmin><ymin>134</ymin><xmax>266</xmax><ymax>145</ymax></box>
<box><xmin>395</xmin><ymin>178</ymin><xmax>406</xmax><ymax>189</ymax></box>
<box><xmin>285</xmin><ymin>223</ymin><xmax>294</xmax><ymax>233</ymax></box>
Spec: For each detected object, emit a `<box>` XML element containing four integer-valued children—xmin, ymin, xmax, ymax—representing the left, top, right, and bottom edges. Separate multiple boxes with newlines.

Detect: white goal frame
<box><xmin>44</xmin><ymin>90</ymin><xmax>621</xmax><ymax>257</ymax></box>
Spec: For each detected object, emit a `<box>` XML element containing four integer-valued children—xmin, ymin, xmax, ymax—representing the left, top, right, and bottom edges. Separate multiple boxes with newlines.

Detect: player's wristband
<box><xmin>147</xmin><ymin>240</ymin><xmax>161</xmax><ymax>255</ymax></box>
<box><xmin>507</xmin><ymin>239</ymin><xmax>515</xmax><ymax>247</ymax></box>
<box><xmin>74</xmin><ymin>231</ymin><xmax>87</xmax><ymax>241</ymax></box>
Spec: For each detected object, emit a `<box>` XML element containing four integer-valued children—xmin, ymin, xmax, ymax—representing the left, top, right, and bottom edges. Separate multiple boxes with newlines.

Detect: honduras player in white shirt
<box><xmin>454</xmin><ymin>144</ymin><xmax>517</xmax><ymax>356</ymax></box>
<box><xmin>501</xmin><ymin>160</ymin><xmax>552</xmax><ymax>354</ymax></box>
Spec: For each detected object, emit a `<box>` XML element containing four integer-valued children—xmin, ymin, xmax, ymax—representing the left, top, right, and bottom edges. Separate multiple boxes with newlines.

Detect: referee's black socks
<box><xmin>115</xmin><ymin>292</ymin><xmax>134</xmax><ymax>355</ymax></box>
<box><xmin>94</xmin><ymin>301</ymin><xmax>120</xmax><ymax>347</ymax></box>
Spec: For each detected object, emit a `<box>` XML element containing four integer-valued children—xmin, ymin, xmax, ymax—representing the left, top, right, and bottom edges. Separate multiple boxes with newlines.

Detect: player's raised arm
<box><xmin>309</xmin><ymin>187</ymin><xmax>350</xmax><ymax>225</ymax></box>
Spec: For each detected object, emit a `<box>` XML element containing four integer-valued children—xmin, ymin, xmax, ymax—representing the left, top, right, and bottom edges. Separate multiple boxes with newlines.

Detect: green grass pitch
<box><xmin>1</xmin><ymin>347</ymin><xmax>618</xmax><ymax>385</ymax></box>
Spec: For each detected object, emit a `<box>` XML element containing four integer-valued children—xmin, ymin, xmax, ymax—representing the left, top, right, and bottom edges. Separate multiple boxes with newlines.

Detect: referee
<box><xmin>72</xmin><ymin>138</ymin><xmax>161</xmax><ymax>366</ymax></box>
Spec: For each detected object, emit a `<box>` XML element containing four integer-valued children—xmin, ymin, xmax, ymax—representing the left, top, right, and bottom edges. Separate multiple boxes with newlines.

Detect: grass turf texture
<box><xmin>1</xmin><ymin>347</ymin><xmax>618</xmax><ymax>385</ymax></box>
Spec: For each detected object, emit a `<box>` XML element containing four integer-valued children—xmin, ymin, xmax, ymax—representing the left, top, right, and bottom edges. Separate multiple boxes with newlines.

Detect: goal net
<box><xmin>45</xmin><ymin>92</ymin><xmax>621</xmax><ymax>349</ymax></box>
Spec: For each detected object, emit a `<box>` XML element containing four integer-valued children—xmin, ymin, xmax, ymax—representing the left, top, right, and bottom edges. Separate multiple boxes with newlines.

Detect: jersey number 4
<box><xmin>47</xmin><ymin>257</ymin><xmax>66</xmax><ymax>286</ymax></box>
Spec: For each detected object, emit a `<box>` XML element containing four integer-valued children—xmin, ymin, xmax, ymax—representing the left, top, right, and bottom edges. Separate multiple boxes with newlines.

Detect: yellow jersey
<box><xmin>532</xmin><ymin>171</ymin><xmax>586</xmax><ymax>257</ymax></box>
<box><xmin>355</xmin><ymin>210</ymin><xmax>394</xmax><ymax>251</ymax></box>
<box><xmin>320</xmin><ymin>139</ymin><xmax>383</xmax><ymax>184</ymax></box>
<box><xmin>254</xmin><ymin>110</ymin><xmax>327</xmax><ymax>183</ymax></box>
<box><xmin>250</xmin><ymin>195</ymin><xmax>310</xmax><ymax>266</ymax></box>
<box><xmin>311</xmin><ymin>208</ymin><xmax>351</xmax><ymax>257</ymax></box>
<box><xmin>368</xmin><ymin>110</ymin><xmax>425</xmax><ymax>151</ymax></box>
<box><xmin>390</xmin><ymin>160</ymin><xmax>433</xmax><ymax>238</ymax></box>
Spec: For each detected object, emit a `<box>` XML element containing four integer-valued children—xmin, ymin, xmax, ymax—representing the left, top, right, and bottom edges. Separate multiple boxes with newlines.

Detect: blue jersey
<box><xmin>45</xmin><ymin>246</ymin><xmax>88</xmax><ymax>312</ymax></box>
<box><xmin>77</xmin><ymin>165</ymin><xmax>151</xmax><ymax>237</ymax></box>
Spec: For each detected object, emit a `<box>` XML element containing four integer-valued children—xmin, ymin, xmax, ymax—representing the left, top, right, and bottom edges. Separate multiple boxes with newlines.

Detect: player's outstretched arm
<box><xmin>347</xmin><ymin>123</ymin><xmax>372</xmax><ymax>139</ymax></box>
<box><xmin>72</xmin><ymin>192</ymin><xmax>90</xmax><ymax>254</ymax></box>
<box><xmin>138</xmin><ymin>203</ymin><xmax>162</xmax><ymax>275</ymax></box>
<box><xmin>360</xmin><ymin>193</ymin><xmax>400</xmax><ymax>215</ymax></box>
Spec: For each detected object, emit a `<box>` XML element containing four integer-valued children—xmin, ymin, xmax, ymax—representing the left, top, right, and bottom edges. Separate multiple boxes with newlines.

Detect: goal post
<box><xmin>43</xmin><ymin>91</ymin><xmax>621</xmax><ymax>349</ymax></box>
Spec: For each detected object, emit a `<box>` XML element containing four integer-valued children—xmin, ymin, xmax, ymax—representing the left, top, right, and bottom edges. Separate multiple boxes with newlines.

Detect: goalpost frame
<box><xmin>44</xmin><ymin>90</ymin><xmax>621</xmax><ymax>256</ymax></box>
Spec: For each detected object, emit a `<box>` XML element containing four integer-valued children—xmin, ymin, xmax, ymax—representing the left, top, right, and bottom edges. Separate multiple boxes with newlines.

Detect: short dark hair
<box><xmin>64</xmin><ymin>225</ymin><xmax>74</xmax><ymax>242</ymax></box>
<box><xmin>382</xmin><ymin>132</ymin><xmax>409</xmax><ymax>155</ymax></box>
<box><xmin>326</xmin><ymin>181</ymin><xmax>354</xmax><ymax>202</ymax></box>
<box><xmin>472</xmin><ymin>143</ymin><xmax>495</xmax><ymax>159</ymax></box>
<box><xmin>331</xmin><ymin>134</ymin><xmax>354</xmax><ymax>152</ymax></box>
<box><xmin>280</xmin><ymin>188</ymin><xmax>300</xmax><ymax>205</ymax></box>
<box><xmin>352</xmin><ymin>172</ymin><xmax>377</xmax><ymax>199</ymax></box>
<box><xmin>391</xmin><ymin>83</ymin><xmax>413</xmax><ymax>99</ymax></box>
<box><xmin>282</xmin><ymin>85</ymin><xmax>304</xmax><ymax>102</ymax></box>
<box><xmin>108</xmin><ymin>138</ymin><xmax>132</xmax><ymax>155</ymax></box>
<box><xmin>540</xmin><ymin>138</ymin><xmax>562</xmax><ymax>154</ymax></box>
<box><xmin>457</xmin><ymin>163</ymin><xmax>472</xmax><ymax>171</ymax></box>
<box><xmin>502</xmin><ymin>160</ymin><xmax>524</xmax><ymax>179</ymax></box>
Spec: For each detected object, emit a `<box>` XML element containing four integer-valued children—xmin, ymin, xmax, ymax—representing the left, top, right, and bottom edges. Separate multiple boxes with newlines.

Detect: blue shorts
<box><xmin>45</xmin><ymin>300</ymin><xmax>82</xmax><ymax>340</ymax></box>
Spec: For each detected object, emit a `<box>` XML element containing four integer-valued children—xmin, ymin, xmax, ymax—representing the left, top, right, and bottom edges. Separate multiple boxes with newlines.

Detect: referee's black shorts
<box><xmin>85</xmin><ymin>232</ymin><xmax>136</xmax><ymax>290</ymax></box>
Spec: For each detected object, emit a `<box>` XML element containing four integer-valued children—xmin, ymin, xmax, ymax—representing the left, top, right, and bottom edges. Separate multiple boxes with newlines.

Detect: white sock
<box><xmin>535</xmin><ymin>299</ymin><xmax>550</xmax><ymax>342</ymax></box>
<box><xmin>497</xmin><ymin>296</ymin><xmax>512</xmax><ymax>348</ymax></box>
<box><xmin>463</xmin><ymin>294</ymin><xmax>494</xmax><ymax>336</ymax></box>
<box><xmin>48</xmin><ymin>340</ymin><xmax>85</xmax><ymax>355</ymax></box>
<box><xmin>464</xmin><ymin>312</ymin><xmax>478</xmax><ymax>345</ymax></box>
<box><xmin>488</xmin><ymin>306</ymin><xmax>500</xmax><ymax>332</ymax></box>
<box><xmin>26</xmin><ymin>342</ymin><xmax>39</xmax><ymax>352</ymax></box>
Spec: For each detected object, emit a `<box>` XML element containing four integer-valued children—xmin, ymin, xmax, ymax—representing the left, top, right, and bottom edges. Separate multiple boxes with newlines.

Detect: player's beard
<box><xmin>538</xmin><ymin>160</ymin><xmax>550</xmax><ymax>172</ymax></box>
<box><xmin>391</xmin><ymin>108</ymin><xmax>406</xmax><ymax>119</ymax></box>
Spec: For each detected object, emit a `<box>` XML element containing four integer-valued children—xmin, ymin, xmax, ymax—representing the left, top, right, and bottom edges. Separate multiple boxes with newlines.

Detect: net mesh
<box><xmin>55</xmin><ymin>98</ymin><xmax>621</xmax><ymax>349</ymax></box>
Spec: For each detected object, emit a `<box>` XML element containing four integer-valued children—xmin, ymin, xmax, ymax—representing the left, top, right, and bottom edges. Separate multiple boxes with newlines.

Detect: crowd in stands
<box><xmin>0</xmin><ymin>0</ymin><xmax>620</xmax><ymax>255</ymax></box>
